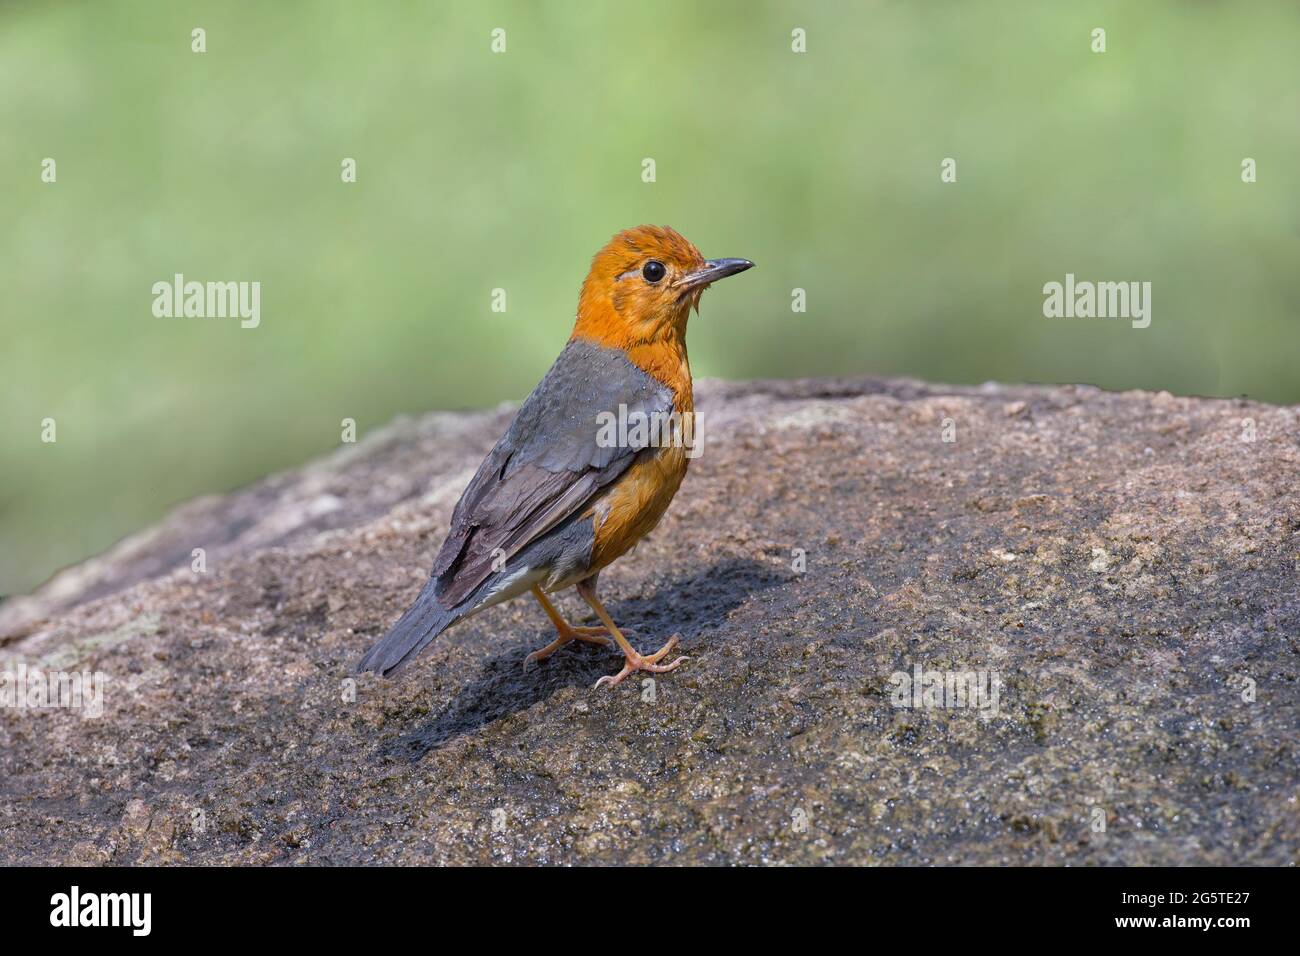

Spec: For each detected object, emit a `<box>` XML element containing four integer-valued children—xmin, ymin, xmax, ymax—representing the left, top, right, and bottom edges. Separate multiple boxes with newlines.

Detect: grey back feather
<box><xmin>431</xmin><ymin>339</ymin><xmax>672</xmax><ymax>607</ymax></box>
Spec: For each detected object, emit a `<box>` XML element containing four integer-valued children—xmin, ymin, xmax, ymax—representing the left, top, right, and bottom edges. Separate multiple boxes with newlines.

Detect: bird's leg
<box><xmin>575</xmin><ymin>579</ymin><xmax>689</xmax><ymax>689</ymax></box>
<box><xmin>522</xmin><ymin>585</ymin><xmax>614</xmax><ymax>669</ymax></box>
<box><xmin>532</xmin><ymin>586</ymin><xmax>614</xmax><ymax>642</ymax></box>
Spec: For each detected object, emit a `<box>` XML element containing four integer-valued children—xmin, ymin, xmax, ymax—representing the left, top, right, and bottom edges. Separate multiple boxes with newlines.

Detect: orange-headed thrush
<box><xmin>358</xmin><ymin>225</ymin><xmax>753</xmax><ymax>688</ymax></box>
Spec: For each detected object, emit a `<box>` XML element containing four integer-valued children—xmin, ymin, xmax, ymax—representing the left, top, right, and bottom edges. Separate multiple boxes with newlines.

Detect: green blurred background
<box><xmin>2</xmin><ymin>0</ymin><xmax>1297</xmax><ymax>597</ymax></box>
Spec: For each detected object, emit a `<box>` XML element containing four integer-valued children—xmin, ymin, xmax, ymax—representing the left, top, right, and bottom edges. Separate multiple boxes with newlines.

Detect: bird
<box><xmin>357</xmin><ymin>225</ymin><xmax>753</xmax><ymax>688</ymax></box>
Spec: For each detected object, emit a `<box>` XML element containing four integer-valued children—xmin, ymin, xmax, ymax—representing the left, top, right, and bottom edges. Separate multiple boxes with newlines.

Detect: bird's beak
<box><xmin>677</xmin><ymin>257</ymin><xmax>754</xmax><ymax>293</ymax></box>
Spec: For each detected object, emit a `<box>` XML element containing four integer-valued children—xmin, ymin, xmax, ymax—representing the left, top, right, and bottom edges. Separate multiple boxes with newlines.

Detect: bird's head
<box><xmin>573</xmin><ymin>225</ymin><xmax>753</xmax><ymax>348</ymax></box>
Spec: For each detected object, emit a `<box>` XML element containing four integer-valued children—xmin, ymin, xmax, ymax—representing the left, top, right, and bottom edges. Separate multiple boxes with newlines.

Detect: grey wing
<box><xmin>430</xmin><ymin>338</ymin><xmax>673</xmax><ymax>609</ymax></box>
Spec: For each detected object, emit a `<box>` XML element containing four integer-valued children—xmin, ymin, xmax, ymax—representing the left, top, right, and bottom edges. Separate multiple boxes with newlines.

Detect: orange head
<box><xmin>572</xmin><ymin>225</ymin><xmax>753</xmax><ymax>350</ymax></box>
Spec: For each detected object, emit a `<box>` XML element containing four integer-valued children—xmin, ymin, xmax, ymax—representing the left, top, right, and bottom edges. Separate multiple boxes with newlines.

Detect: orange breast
<box><xmin>582</xmin><ymin>335</ymin><xmax>694</xmax><ymax>573</ymax></box>
<box><xmin>587</xmin><ymin>443</ymin><xmax>690</xmax><ymax>571</ymax></box>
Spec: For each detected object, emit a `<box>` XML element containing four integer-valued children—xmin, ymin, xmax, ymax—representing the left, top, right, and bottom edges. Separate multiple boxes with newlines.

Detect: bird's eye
<box><xmin>642</xmin><ymin>260</ymin><xmax>666</xmax><ymax>283</ymax></box>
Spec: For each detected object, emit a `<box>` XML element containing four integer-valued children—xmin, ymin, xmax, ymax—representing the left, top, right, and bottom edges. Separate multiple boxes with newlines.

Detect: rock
<box><xmin>1</xmin><ymin>376</ymin><xmax>1297</xmax><ymax>865</ymax></box>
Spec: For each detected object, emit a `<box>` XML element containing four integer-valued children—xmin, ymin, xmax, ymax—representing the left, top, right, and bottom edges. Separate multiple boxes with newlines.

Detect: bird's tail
<box><xmin>357</xmin><ymin>579</ymin><xmax>458</xmax><ymax>677</ymax></box>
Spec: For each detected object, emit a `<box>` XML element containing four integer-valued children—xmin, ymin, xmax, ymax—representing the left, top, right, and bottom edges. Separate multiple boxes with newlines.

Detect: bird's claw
<box><xmin>522</xmin><ymin>625</ymin><xmax>618</xmax><ymax>670</ymax></box>
<box><xmin>593</xmin><ymin>635</ymin><xmax>689</xmax><ymax>688</ymax></box>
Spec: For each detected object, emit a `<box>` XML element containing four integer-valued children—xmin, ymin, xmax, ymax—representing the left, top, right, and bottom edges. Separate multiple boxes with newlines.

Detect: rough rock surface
<box><xmin>1</xmin><ymin>377</ymin><xmax>1297</xmax><ymax>865</ymax></box>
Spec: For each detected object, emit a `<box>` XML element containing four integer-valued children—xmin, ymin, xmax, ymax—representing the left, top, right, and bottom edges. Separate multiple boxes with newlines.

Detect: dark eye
<box><xmin>642</xmin><ymin>260</ymin><xmax>666</xmax><ymax>283</ymax></box>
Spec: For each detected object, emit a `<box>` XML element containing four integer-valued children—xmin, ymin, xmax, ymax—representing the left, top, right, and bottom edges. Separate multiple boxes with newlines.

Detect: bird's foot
<box><xmin>593</xmin><ymin>635</ymin><xmax>689</xmax><ymax>689</ymax></box>
<box><xmin>522</xmin><ymin>625</ymin><xmax>618</xmax><ymax>670</ymax></box>
<box><xmin>569</xmin><ymin>626</ymin><xmax>616</xmax><ymax>644</ymax></box>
